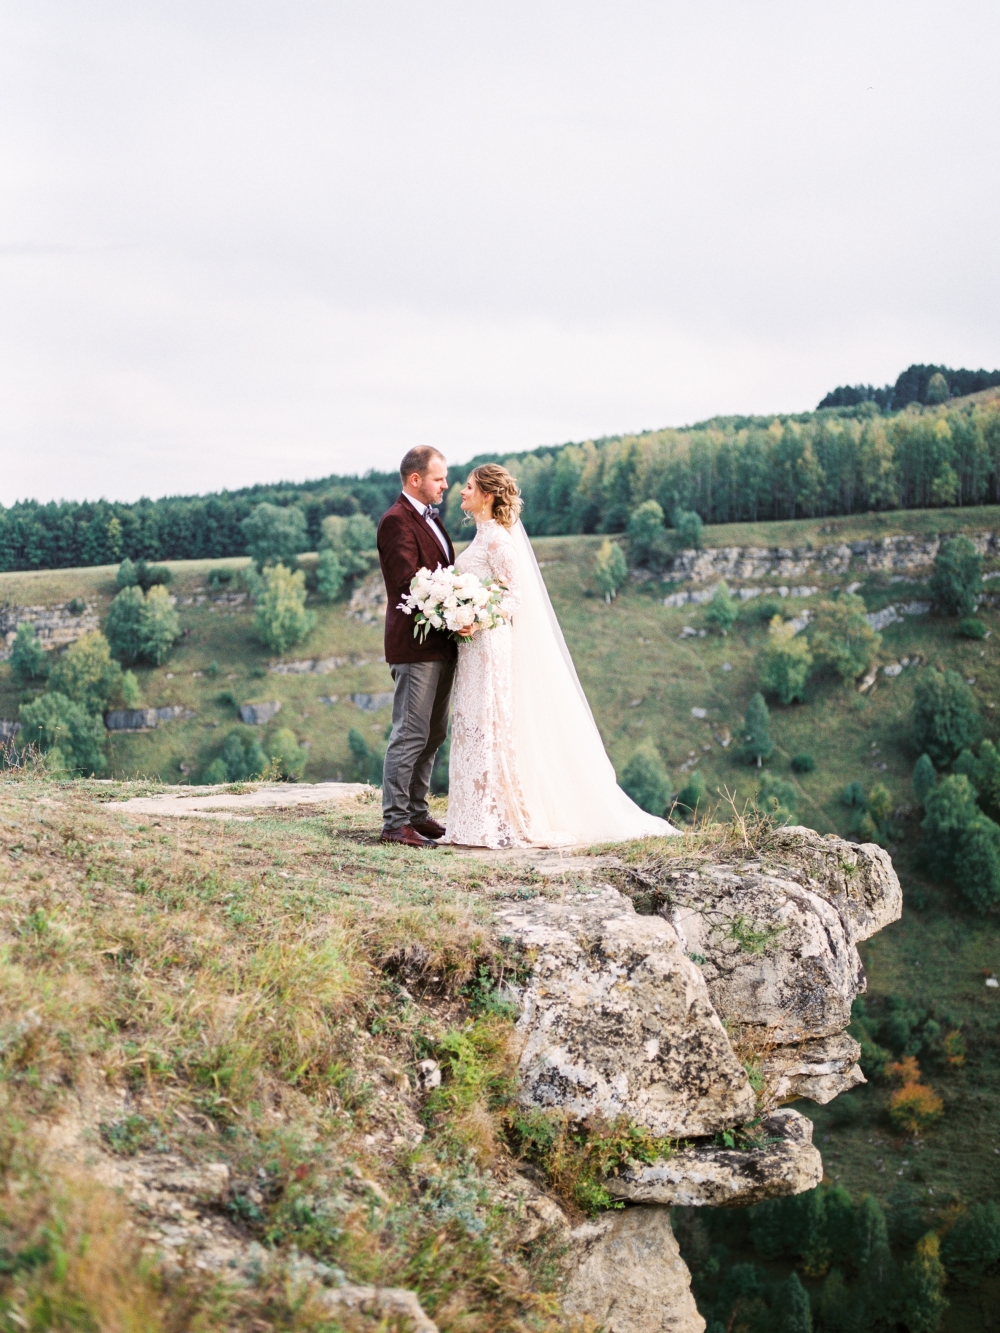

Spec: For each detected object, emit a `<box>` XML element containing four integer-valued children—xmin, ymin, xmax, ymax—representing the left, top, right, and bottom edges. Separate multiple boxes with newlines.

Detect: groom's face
<box><xmin>407</xmin><ymin>457</ymin><xmax>449</xmax><ymax>506</ymax></box>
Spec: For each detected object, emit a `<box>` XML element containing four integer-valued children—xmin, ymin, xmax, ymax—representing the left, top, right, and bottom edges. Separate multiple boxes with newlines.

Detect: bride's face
<box><xmin>460</xmin><ymin>475</ymin><xmax>494</xmax><ymax>519</ymax></box>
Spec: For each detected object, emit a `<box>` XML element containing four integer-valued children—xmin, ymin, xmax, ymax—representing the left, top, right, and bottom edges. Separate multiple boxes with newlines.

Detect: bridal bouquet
<box><xmin>399</xmin><ymin>566</ymin><xmax>507</xmax><ymax>641</ymax></box>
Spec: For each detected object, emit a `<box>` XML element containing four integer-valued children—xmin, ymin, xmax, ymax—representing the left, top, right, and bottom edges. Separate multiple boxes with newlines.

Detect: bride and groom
<box><xmin>376</xmin><ymin>446</ymin><xmax>675</xmax><ymax>850</ymax></box>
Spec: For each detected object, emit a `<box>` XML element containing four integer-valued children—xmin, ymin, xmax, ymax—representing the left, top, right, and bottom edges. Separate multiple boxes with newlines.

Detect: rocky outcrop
<box><xmin>495</xmin><ymin>828</ymin><xmax>901</xmax><ymax>1333</ymax></box>
<box><xmin>0</xmin><ymin>601</ymin><xmax>100</xmax><ymax>659</ymax></box>
<box><xmin>663</xmin><ymin>529</ymin><xmax>1000</xmax><ymax>585</ymax></box>
<box><xmin>314</xmin><ymin>1285</ymin><xmax>438</xmax><ymax>1332</ymax></box>
<box><xmin>239</xmin><ymin>701</ymin><xmax>281</xmax><ymax>725</ymax></box>
<box><xmin>604</xmin><ymin>1108</ymin><xmax>821</xmax><ymax>1208</ymax></box>
<box><xmin>562</xmin><ymin>1205</ymin><xmax>705</xmax><ymax>1333</ymax></box>
<box><xmin>105</xmin><ymin>705</ymin><xmax>196</xmax><ymax>732</ymax></box>
<box><xmin>497</xmin><ymin>887</ymin><xmax>757</xmax><ymax>1138</ymax></box>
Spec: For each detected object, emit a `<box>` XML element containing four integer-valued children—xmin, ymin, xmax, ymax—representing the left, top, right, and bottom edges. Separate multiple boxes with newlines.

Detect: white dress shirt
<box><xmin>403</xmin><ymin>491</ymin><xmax>451</xmax><ymax>559</ymax></box>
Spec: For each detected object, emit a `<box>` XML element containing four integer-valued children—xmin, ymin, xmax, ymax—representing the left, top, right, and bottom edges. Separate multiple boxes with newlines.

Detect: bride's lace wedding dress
<box><xmin>444</xmin><ymin>520</ymin><xmax>532</xmax><ymax>848</ymax></box>
<box><xmin>443</xmin><ymin>518</ymin><xmax>676</xmax><ymax>850</ymax></box>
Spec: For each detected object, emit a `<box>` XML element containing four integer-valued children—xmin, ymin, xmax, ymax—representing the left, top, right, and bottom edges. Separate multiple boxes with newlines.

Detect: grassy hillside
<box><xmin>3</xmin><ymin>508</ymin><xmax>1000</xmax><ymax>1327</ymax></box>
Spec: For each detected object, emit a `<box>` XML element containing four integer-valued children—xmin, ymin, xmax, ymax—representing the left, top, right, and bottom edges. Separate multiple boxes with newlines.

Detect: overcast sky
<box><xmin>2</xmin><ymin>1</ymin><xmax>998</xmax><ymax>506</ymax></box>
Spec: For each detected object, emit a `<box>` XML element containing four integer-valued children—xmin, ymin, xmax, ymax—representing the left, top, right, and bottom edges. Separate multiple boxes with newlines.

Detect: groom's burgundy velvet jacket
<box><xmin>377</xmin><ymin>494</ymin><xmax>458</xmax><ymax>665</ymax></box>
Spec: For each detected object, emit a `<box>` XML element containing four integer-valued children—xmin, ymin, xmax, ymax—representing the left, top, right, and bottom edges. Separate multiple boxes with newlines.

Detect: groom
<box><xmin>377</xmin><ymin>446</ymin><xmax>457</xmax><ymax>847</ymax></box>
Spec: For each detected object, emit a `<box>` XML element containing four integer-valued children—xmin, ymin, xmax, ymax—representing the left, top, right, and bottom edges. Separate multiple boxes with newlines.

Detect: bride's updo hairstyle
<box><xmin>471</xmin><ymin>464</ymin><xmax>523</xmax><ymax>529</ymax></box>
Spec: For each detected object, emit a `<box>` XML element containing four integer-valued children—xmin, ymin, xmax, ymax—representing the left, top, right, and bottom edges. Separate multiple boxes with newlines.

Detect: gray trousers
<box><xmin>382</xmin><ymin>659</ymin><xmax>456</xmax><ymax>829</ymax></box>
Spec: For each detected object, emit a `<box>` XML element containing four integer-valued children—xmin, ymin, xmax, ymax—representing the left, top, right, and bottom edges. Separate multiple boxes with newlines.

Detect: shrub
<box><xmin>912</xmin><ymin>666</ymin><xmax>981</xmax><ymax>766</ymax></box>
<box><xmin>120</xmin><ymin>670</ymin><xmax>142</xmax><ymax>708</ymax></box>
<box><xmin>741</xmin><ymin>693</ymin><xmax>774</xmax><ymax>767</ymax></box>
<box><xmin>930</xmin><ymin>534</ymin><xmax>982</xmax><ymax>616</ymax></box>
<box><xmin>348</xmin><ymin>727</ymin><xmax>385</xmax><ymax>786</ymax></box>
<box><xmin>18</xmin><ymin>692</ymin><xmax>107</xmax><ymax>775</ymax></box>
<box><xmin>207</xmin><ymin>566</ymin><xmax>236</xmax><ymax>589</ymax></box>
<box><xmin>757</xmin><ymin>774</ymin><xmax>797</xmax><ymax>823</ymax></box>
<box><xmin>920</xmin><ymin>774</ymin><xmax>979</xmax><ymax>878</ymax></box>
<box><xmin>316</xmin><ymin>548</ymin><xmax>346</xmax><ymax>601</ymax></box>
<box><xmin>105</xmin><ymin>587</ymin><xmax>144</xmax><ymax>663</ymax></box>
<box><xmin>912</xmin><ymin>753</ymin><xmax>937</xmax><ymax>806</ymax></box>
<box><xmin>671</xmin><ymin>508</ymin><xmax>703</xmax><ymax>551</ymax></box>
<box><xmin>958</xmin><ymin>616</ymin><xmax>987</xmax><ymax>639</ymax></box>
<box><xmin>762</xmin><ymin>617</ymin><xmax>813</xmax><ymax>703</ymax></box>
<box><xmin>620</xmin><ymin>741</ymin><xmax>670</xmax><ymax>815</ymax></box>
<box><xmin>773</xmin><ymin>1271</ymin><xmax>812</xmax><ymax>1333</ymax></box>
<box><xmin>9</xmin><ymin>623</ymin><xmax>49</xmax><ymax>685</ymax></box>
<box><xmin>791</xmin><ymin>753</ymin><xmax>815</xmax><ymax>773</ymax></box>
<box><xmin>118</xmin><ymin>557</ymin><xmax>171</xmax><ymax>590</ymax></box>
<box><xmin>593</xmin><ymin>539</ymin><xmax>628</xmax><ymax>602</ymax></box>
<box><xmin>704</xmin><ymin>581</ymin><xmax>738</xmax><ymax>634</ymax></box>
<box><xmin>940</xmin><ymin>1202</ymin><xmax>1000</xmax><ymax>1284</ymax></box>
<box><xmin>744</xmin><ymin>595</ymin><xmax>784</xmax><ymax>624</ymax></box>
<box><xmin>954</xmin><ymin>815</ymin><xmax>1000</xmax><ymax>912</ymax></box>
<box><xmin>266</xmin><ymin>728</ymin><xmax>308</xmax><ymax>781</ymax></box>
<box><xmin>431</xmin><ymin>732</ymin><xmax>450</xmax><ymax>795</ymax></box>
<box><xmin>203</xmin><ymin>728</ymin><xmax>268</xmax><ymax>784</ymax></box>
<box><xmin>48</xmin><ymin>632</ymin><xmax>122</xmax><ymax>715</ymax></box>
<box><xmin>889</xmin><ymin>1082</ymin><xmax>943</xmax><ymax>1135</ymax></box>
<box><xmin>809</xmin><ymin>594</ymin><xmax>881</xmax><ymax>682</ymax></box>
<box><xmin>253</xmin><ymin>564</ymin><xmax>316</xmax><ymax>653</ymax></box>
<box><xmin>674</xmin><ymin>770</ymin><xmax>707</xmax><ymax>821</ymax></box>
<box><xmin>626</xmin><ymin>500</ymin><xmax>671</xmax><ymax>571</ymax></box>
<box><xmin>242</xmin><ymin>502</ymin><xmax>309</xmax><ymax>571</ymax></box>
<box><xmin>842</xmin><ymin>781</ymin><xmax>866</xmax><ymax>809</ymax></box>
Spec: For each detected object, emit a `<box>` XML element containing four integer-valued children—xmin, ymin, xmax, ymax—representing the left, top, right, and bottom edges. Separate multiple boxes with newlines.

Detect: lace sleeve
<box><xmin>485</xmin><ymin>525</ymin><xmax>520</xmax><ymax>617</ymax></box>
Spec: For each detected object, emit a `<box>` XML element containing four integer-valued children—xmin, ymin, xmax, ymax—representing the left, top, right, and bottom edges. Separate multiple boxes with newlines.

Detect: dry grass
<box><xmin>0</xmin><ymin>772</ymin><xmax>582</xmax><ymax>1332</ymax></box>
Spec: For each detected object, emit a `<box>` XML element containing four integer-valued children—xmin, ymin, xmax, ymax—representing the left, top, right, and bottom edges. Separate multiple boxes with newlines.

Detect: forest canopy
<box><xmin>2</xmin><ymin>365</ymin><xmax>999</xmax><ymax>570</ymax></box>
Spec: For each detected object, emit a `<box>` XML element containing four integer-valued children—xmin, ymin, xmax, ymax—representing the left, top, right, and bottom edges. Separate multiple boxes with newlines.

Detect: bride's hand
<box><xmin>456</xmin><ymin>624</ymin><xmax>478</xmax><ymax>637</ymax></box>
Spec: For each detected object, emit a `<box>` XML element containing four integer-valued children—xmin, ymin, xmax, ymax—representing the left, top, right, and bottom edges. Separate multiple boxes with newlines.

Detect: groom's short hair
<box><xmin>400</xmin><ymin>446</ymin><xmax>445</xmax><ymax>484</ymax></box>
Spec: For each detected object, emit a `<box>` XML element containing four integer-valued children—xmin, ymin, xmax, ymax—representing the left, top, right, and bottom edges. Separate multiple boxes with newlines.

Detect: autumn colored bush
<box><xmin>889</xmin><ymin>1082</ymin><xmax>944</xmax><ymax>1135</ymax></box>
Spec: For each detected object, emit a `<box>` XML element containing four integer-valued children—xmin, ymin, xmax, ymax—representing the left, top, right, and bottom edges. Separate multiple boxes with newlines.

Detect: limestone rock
<box><xmin>762</xmin><ymin>1032</ymin><xmax>865</xmax><ymax>1104</ymax></box>
<box><xmin>562</xmin><ymin>1204</ymin><xmax>705</xmax><ymax>1333</ymax></box>
<box><xmin>239</xmin><ymin>700</ymin><xmax>281</xmax><ymax>725</ymax></box>
<box><xmin>663</xmin><ymin>831</ymin><xmax>901</xmax><ymax>1045</ymax></box>
<box><xmin>315</xmin><ymin>1284</ymin><xmax>438</xmax><ymax>1332</ymax></box>
<box><xmin>497</xmin><ymin>887</ymin><xmax>756</xmax><ymax>1139</ymax></box>
<box><xmin>604</xmin><ymin>1108</ymin><xmax>822</xmax><ymax>1208</ymax></box>
<box><xmin>350</xmin><ymin>692</ymin><xmax>395</xmax><ymax>712</ymax></box>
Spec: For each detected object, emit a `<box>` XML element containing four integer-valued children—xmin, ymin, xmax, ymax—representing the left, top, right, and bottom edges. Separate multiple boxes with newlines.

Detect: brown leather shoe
<box><xmin>410</xmin><ymin>817</ymin><xmax>446</xmax><ymax>840</ymax></box>
<box><xmin>380</xmin><ymin>824</ymin><xmax>436</xmax><ymax>848</ymax></box>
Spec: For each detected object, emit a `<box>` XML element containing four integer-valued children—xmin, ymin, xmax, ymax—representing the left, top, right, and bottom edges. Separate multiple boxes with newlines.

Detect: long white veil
<box><xmin>509</xmin><ymin>522</ymin><xmax>677</xmax><ymax>845</ymax></box>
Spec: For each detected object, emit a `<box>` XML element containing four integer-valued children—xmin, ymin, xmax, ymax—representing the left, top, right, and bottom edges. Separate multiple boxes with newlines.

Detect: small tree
<box><xmin>253</xmin><ymin>564</ymin><xmax>316</xmax><ymax>653</ymax></box>
<box><xmin>940</xmin><ymin>1202</ymin><xmax>1000</xmax><ymax>1285</ymax></box>
<box><xmin>620</xmin><ymin>741</ymin><xmax>670</xmax><ymax>815</ymax></box>
<box><xmin>48</xmin><ymin>631</ymin><xmax>122</xmax><ymax>715</ymax></box>
<box><xmin>137</xmin><ymin>585</ymin><xmax>181</xmax><ymax>665</ymax></box>
<box><xmin>316</xmin><ymin>548</ymin><xmax>346</xmax><ymax>601</ymax></box>
<box><xmin>954</xmin><ymin>815</ymin><xmax>1000</xmax><ymax>912</ymax></box>
<box><xmin>897</xmin><ymin>1233</ymin><xmax>948</xmax><ymax>1333</ymax></box>
<box><xmin>742</xmin><ymin>692</ymin><xmax>774</xmax><ymax>767</ymax></box>
<box><xmin>320</xmin><ymin>513</ymin><xmax>377</xmax><ymax>575</ymax></box>
<box><xmin>675</xmin><ymin>770</ymin><xmax>707</xmax><ymax>821</ymax></box>
<box><xmin>9</xmin><ymin>623</ymin><xmax>49</xmax><ymax>686</ymax></box>
<box><xmin>773</xmin><ymin>1271</ymin><xmax>812</xmax><ymax>1333</ymax></box>
<box><xmin>121</xmin><ymin>670</ymin><xmax>142</xmax><ymax>708</ymax></box>
<box><xmin>791</xmin><ymin>753</ymin><xmax>815</xmax><ymax>773</ymax></box>
<box><xmin>705</xmin><ymin>581</ymin><xmax>738</xmax><ymax>634</ymax></box>
<box><xmin>930</xmin><ymin>535</ymin><xmax>982</xmax><ymax>616</ymax></box>
<box><xmin>757</xmin><ymin>774</ymin><xmax>798</xmax><ymax>823</ymax></box>
<box><xmin>912</xmin><ymin>753</ymin><xmax>937</xmax><ymax>806</ymax></box>
<box><xmin>593</xmin><ymin>539</ymin><xmax>628</xmax><ymax>602</ymax></box>
<box><xmin>116</xmin><ymin>557</ymin><xmax>138</xmax><ymax>589</ymax></box>
<box><xmin>912</xmin><ymin>667</ymin><xmax>981</xmax><ymax>766</ymax></box>
<box><xmin>348</xmin><ymin>727</ymin><xmax>385</xmax><ymax>785</ymax></box>
<box><xmin>105</xmin><ymin>586</ymin><xmax>145</xmax><ymax>665</ymax></box>
<box><xmin>762</xmin><ymin>617</ymin><xmax>813</xmax><ymax>704</ymax></box>
<box><xmin>626</xmin><ymin>500</ymin><xmax>671</xmax><ymax>571</ymax></box>
<box><xmin>671</xmin><ymin>508</ymin><xmax>703</xmax><ymax>551</ymax></box>
<box><xmin>920</xmin><ymin>773</ymin><xmax>979</xmax><ymax>878</ymax></box>
<box><xmin>809</xmin><ymin>595</ymin><xmax>881</xmax><ymax>682</ymax></box>
<box><xmin>926</xmin><ymin>371</ymin><xmax>949</xmax><ymax>404</ymax></box>
<box><xmin>19</xmin><ymin>692</ymin><xmax>107</xmax><ymax>775</ymax></box>
<box><xmin>211</xmin><ymin>728</ymin><xmax>268</xmax><ymax>782</ymax></box>
<box><xmin>266</xmin><ymin>727</ymin><xmax>308</xmax><ymax>781</ymax></box>
<box><xmin>242</xmin><ymin>502</ymin><xmax>310</xmax><ymax>571</ymax></box>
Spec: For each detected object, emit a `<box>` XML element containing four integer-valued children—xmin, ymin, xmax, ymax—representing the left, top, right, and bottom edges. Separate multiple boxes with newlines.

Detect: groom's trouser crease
<box><xmin>382</xmin><ymin>659</ymin><xmax>455</xmax><ymax>830</ymax></box>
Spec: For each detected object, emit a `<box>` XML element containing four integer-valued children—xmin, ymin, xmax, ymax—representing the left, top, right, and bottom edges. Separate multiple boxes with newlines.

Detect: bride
<box><xmin>442</xmin><ymin>463</ymin><xmax>676</xmax><ymax>849</ymax></box>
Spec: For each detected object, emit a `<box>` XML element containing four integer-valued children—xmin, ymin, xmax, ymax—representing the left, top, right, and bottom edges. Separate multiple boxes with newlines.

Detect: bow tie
<box><xmin>424</xmin><ymin>505</ymin><xmax>441</xmax><ymax>522</ymax></box>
